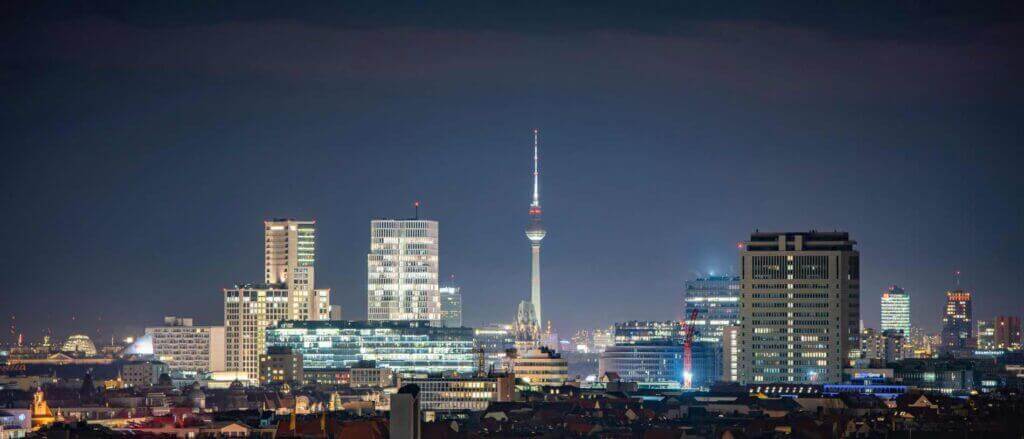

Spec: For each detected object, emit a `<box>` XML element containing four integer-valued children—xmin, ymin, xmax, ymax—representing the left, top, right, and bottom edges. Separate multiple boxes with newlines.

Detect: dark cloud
<box><xmin>5</xmin><ymin>0</ymin><xmax>1024</xmax><ymax>43</ymax></box>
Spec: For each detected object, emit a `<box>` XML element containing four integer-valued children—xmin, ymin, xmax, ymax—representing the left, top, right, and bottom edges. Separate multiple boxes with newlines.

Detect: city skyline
<box><xmin>4</xmin><ymin>3</ymin><xmax>1024</xmax><ymax>342</ymax></box>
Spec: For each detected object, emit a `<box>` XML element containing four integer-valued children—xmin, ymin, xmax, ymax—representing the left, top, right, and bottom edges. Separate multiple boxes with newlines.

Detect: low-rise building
<box><xmin>350</xmin><ymin>362</ymin><xmax>394</xmax><ymax>388</ymax></box>
<box><xmin>121</xmin><ymin>360</ymin><xmax>170</xmax><ymax>388</ymax></box>
<box><xmin>145</xmin><ymin>316</ymin><xmax>226</xmax><ymax>374</ymax></box>
<box><xmin>401</xmin><ymin>375</ymin><xmax>515</xmax><ymax>412</ymax></box>
<box><xmin>259</xmin><ymin>346</ymin><xmax>303</xmax><ymax>385</ymax></box>
<box><xmin>511</xmin><ymin>347</ymin><xmax>568</xmax><ymax>387</ymax></box>
<box><xmin>266</xmin><ymin>320</ymin><xmax>475</xmax><ymax>374</ymax></box>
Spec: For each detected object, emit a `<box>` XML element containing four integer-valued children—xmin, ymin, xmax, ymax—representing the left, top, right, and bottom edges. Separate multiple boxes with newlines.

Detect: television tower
<box><xmin>525</xmin><ymin>129</ymin><xmax>547</xmax><ymax>324</ymax></box>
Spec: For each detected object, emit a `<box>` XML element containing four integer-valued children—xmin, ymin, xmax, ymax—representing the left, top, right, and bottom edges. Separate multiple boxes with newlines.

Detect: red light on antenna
<box><xmin>414</xmin><ymin>201</ymin><xmax>420</xmax><ymax>207</ymax></box>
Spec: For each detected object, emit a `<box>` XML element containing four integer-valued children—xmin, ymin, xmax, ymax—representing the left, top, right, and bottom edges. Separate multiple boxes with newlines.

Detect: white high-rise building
<box><xmin>367</xmin><ymin>218</ymin><xmax>440</xmax><ymax>322</ymax></box>
<box><xmin>145</xmin><ymin>316</ymin><xmax>226</xmax><ymax>373</ymax></box>
<box><xmin>880</xmin><ymin>285</ymin><xmax>910</xmax><ymax>335</ymax></box>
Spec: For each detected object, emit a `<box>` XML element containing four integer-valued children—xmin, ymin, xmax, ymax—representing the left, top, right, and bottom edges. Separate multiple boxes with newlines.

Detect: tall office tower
<box><xmin>265</xmin><ymin>219</ymin><xmax>315</xmax><ymax>287</ymax></box>
<box><xmin>977</xmin><ymin>319</ymin><xmax>996</xmax><ymax>349</ymax></box>
<box><xmin>264</xmin><ymin>219</ymin><xmax>331</xmax><ymax>321</ymax></box>
<box><xmin>223</xmin><ymin>284</ymin><xmax>290</xmax><ymax>381</ymax></box>
<box><xmin>524</xmin><ymin>129</ymin><xmax>547</xmax><ymax>326</ymax></box>
<box><xmin>222</xmin><ymin>220</ymin><xmax>331</xmax><ymax>381</ymax></box>
<box><xmin>739</xmin><ymin>231</ymin><xmax>860</xmax><ymax>384</ymax></box>
<box><xmin>684</xmin><ymin>275</ymin><xmax>741</xmax><ymax>342</ymax></box>
<box><xmin>940</xmin><ymin>290</ymin><xmax>973</xmax><ymax>353</ymax></box>
<box><xmin>995</xmin><ymin>316</ymin><xmax>1022</xmax><ymax>350</ymax></box>
<box><xmin>880</xmin><ymin>285</ymin><xmax>911</xmax><ymax>335</ymax></box>
<box><xmin>367</xmin><ymin>218</ymin><xmax>441</xmax><ymax>322</ymax></box>
<box><xmin>439</xmin><ymin>280</ymin><xmax>463</xmax><ymax>328</ymax></box>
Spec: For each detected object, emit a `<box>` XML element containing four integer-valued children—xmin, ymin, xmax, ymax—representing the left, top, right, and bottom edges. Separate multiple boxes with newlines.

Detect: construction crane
<box><xmin>681</xmin><ymin>308</ymin><xmax>699</xmax><ymax>389</ymax></box>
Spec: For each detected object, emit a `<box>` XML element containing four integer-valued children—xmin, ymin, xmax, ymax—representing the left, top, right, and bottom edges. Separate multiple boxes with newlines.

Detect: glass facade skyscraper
<box><xmin>439</xmin><ymin>280</ymin><xmax>462</xmax><ymax>328</ymax></box>
<box><xmin>880</xmin><ymin>285</ymin><xmax>910</xmax><ymax>335</ymax></box>
<box><xmin>683</xmin><ymin>275</ymin><xmax>740</xmax><ymax>342</ymax></box>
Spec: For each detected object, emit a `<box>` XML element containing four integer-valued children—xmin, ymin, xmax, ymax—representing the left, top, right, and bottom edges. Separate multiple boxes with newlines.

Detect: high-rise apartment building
<box><xmin>367</xmin><ymin>219</ymin><xmax>440</xmax><ymax>323</ymax></box>
<box><xmin>880</xmin><ymin>285</ymin><xmax>910</xmax><ymax>335</ymax></box>
<box><xmin>995</xmin><ymin>315</ymin><xmax>1022</xmax><ymax>350</ymax></box>
<box><xmin>145</xmin><ymin>316</ymin><xmax>225</xmax><ymax>373</ymax></box>
<box><xmin>684</xmin><ymin>275</ymin><xmax>741</xmax><ymax>342</ymax></box>
<box><xmin>439</xmin><ymin>280</ymin><xmax>463</xmax><ymax>328</ymax></box>
<box><xmin>739</xmin><ymin>231</ymin><xmax>860</xmax><ymax>384</ymax></box>
<box><xmin>940</xmin><ymin>290</ymin><xmax>973</xmax><ymax>353</ymax></box>
<box><xmin>224</xmin><ymin>284</ymin><xmax>290</xmax><ymax>381</ymax></box>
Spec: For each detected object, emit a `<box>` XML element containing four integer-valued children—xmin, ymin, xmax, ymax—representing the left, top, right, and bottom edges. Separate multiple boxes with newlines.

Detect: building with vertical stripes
<box><xmin>739</xmin><ymin>231</ymin><xmax>860</xmax><ymax>384</ymax></box>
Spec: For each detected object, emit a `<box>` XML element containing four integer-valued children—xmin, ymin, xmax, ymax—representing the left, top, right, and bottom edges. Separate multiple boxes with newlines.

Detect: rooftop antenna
<box><xmin>532</xmin><ymin>129</ymin><xmax>540</xmax><ymax>208</ymax></box>
<box><xmin>413</xmin><ymin>200</ymin><xmax>420</xmax><ymax>220</ymax></box>
<box><xmin>954</xmin><ymin>270</ymin><xmax>961</xmax><ymax>288</ymax></box>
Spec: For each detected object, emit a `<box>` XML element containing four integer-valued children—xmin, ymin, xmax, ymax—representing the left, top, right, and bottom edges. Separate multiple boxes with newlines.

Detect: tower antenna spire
<box><xmin>532</xmin><ymin>129</ymin><xmax>540</xmax><ymax>208</ymax></box>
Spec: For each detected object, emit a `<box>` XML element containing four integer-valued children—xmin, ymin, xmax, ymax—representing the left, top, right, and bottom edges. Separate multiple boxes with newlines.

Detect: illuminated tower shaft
<box><xmin>525</xmin><ymin>129</ymin><xmax>547</xmax><ymax>324</ymax></box>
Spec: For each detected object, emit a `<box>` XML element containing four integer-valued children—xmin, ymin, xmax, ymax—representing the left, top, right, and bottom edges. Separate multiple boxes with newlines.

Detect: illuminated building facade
<box><xmin>613</xmin><ymin>321</ymin><xmax>683</xmax><ymax>345</ymax></box>
<box><xmin>473</xmin><ymin>324</ymin><xmax>515</xmax><ymax>371</ymax></box>
<box><xmin>224</xmin><ymin>219</ymin><xmax>332</xmax><ymax>381</ymax></box>
<box><xmin>995</xmin><ymin>315</ymin><xmax>1022</xmax><ymax>350</ymax></box>
<box><xmin>266</xmin><ymin>320</ymin><xmax>475</xmax><ymax>374</ymax></box>
<box><xmin>439</xmin><ymin>280</ymin><xmax>462</xmax><ymax>328</ymax></box>
<box><xmin>259</xmin><ymin>346</ymin><xmax>303</xmax><ymax>386</ymax></box>
<box><xmin>511</xmin><ymin>347</ymin><xmax>568</xmax><ymax>387</ymax></box>
<box><xmin>599</xmin><ymin>343</ymin><xmax>682</xmax><ymax>388</ymax></box>
<box><xmin>265</xmin><ymin>219</ymin><xmax>331</xmax><ymax>321</ymax></box>
<box><xmin>722</xmin><ymin>326</ymin><xmax>740</xmax><ymax>382</ymax></box>
<box><xmin>367</xmin><ymin>219</ymin><xmax>440</xmax><ymax>323</ymax></box>
<box><xmin>400</xmin><ymin>375</ymin><xmax>514</xmax><ymax>412</ymax></box>
<box><xmin>880</xmin><ymin>285</ymin><xmax>910</xmax><ymax>335</ymax></box>
<box><xmin>739</xmin><ymin>231</ymin><xmax>860</xmax><ymax>384</ymax></box>
<box><xmin>145</xmin><ymin>316</ymin><xmax>225</xmax><ymax>373</ymax></box>
<box><xmin>940</xmin><ymin>290</ymin><xmax>973</xmax><ymax>353</ymax></box>
<box><xmin>60</xmin><ymin>335</ymin><xmax>97</xmax><ymax>357</ymax></box>
<box><xmin>224</xmin><ymin>284</ymin><xmax>290</xmax><ymax>381</ymax></box>
<box><xmin>977</xmin><ymin>319</ymin><xmax>996</xmax><ymax>350</ymax></box>
<box><xmin>683</xmin><ymin>275</ymin><xmax>740</xmax><ymax>342</ymax></box>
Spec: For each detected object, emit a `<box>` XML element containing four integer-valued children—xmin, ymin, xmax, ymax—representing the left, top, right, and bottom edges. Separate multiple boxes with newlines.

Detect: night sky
<box><xmin>3</xmin><ymin>2</ymin><xmax>1023</xmax><ymax>343</ymax></box>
